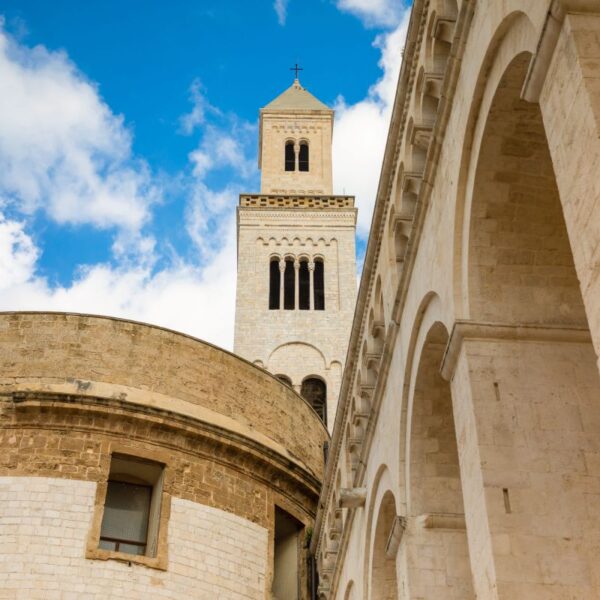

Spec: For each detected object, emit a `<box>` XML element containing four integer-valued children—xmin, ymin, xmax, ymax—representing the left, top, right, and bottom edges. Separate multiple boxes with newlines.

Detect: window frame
<box><xmin>86</xmin><ymin>447</ymin><xmax>171</xmax><ymax>571</ymax></box>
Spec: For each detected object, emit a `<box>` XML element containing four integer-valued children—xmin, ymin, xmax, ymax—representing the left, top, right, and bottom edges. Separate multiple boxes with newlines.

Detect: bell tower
<box><xmin>259</xmin><ymin>78</ymin><xmax>333</xmax><ymax>195</ymax></box>
<box><xmin>234</xmin><ymin>77</ymin><xmax>357</xmax><ymax>432</ymax></box>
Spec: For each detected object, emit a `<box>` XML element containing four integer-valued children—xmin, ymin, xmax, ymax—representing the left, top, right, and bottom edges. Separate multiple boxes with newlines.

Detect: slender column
<box><xmin>294</xmin><ymin>259</ymin><xmax>300</xmax><ymax>310</ymax></box>
<box><xmin>294</xmin><ymin>142</ymin><xmax>300</xmax><ymax>172</ymax></box>
<box><xmin>278</xmin><ymin>259</ymin><xmax>285</xmax><ymax>310</ymax></box>
<box><xmin>308</xmin><ymin>261</ymin><xmax>315</xmax><ymax>310</ymax></box>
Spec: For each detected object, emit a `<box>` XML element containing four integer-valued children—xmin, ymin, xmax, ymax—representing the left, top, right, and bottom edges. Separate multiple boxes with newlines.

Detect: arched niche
<box><xmin>467</xmin><ymin>52</ymin><xmax>587</xmax><ymax>328</ymax></box>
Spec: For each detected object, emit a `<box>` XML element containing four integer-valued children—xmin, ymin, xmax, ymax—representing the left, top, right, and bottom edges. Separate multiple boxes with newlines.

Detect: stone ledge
<box><xmin>441</xmin><ymin>320</ymin><xmax>591</xmax><ymax>380</ymax></box>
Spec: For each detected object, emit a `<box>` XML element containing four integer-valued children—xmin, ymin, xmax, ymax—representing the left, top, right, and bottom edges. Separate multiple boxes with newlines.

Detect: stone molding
<box><xmin>522</xmin><ymin>0</ymin><xmax>600</xmax><ymax>102</ymax></box>
<box><xmin>239</xmin><ymin>194</ymin><xmax>354</xmax><ymax>209</ymax></box>
<box><xmin>440</xmin><ymin>321</ymin><xmax>592</xmax><ymax>380</ymax></box>
<box><xmin>311</xmin><ymin>0</ymin><xmax>475</xmax><ymax>595</ymax></box>
<box><xmin>1</xmin><ymin>391</ymin><xmax>321</xmax><ymax>516</ymax></box>
<box><xmin>239</xmin><ymin>209</ymin><xmax>357</xmax><ymax>223</ymax></box>
<box><xmin>3</xmin><ymin>379</ymin><xmax>317</xmax><ymax>479</ymax></box>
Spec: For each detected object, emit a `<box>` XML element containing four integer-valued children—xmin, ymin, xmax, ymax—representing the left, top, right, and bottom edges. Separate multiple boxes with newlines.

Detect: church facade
<box><xmin>313</xmin><ymin>0</ymin><xmax>600</xmax><ymax>599</ymax></box>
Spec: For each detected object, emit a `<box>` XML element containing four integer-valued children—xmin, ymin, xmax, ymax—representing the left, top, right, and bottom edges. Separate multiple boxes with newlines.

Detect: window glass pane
<box><xmin>98</xmin><ymin>539</ymin><xmax>116</xmax><ymax>551</ymax></box>
<box><xmin>119</xmin><ymin>542</ymin><xmax>146</xmax><ymax>556</ymax></box>
<box><xmin>100</xmin><ymin>481</ymin><xmax>151</xmax><ymax>546</ymax></box>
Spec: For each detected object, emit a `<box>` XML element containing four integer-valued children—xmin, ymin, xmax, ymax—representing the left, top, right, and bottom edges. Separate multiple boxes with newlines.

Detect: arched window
<box><xmin>298</xmin><ymin>259</ymin><xmax>310</xmax><ymax>310</ymax></box>
<box><xmin>275</xmin><ymin>374</ymin><xmax>292</xmax><ymax>386</ymax></box>
<box><xmin>285</xmin><ymin>141</ymin><xmax>295</xmax><ymax>171</ymax></box>
<box><xmin>269</xmin><ymin>258</ymin><xmax>280</xmax><ymax>310</ymax></box>
<box><xmin>301</xmin><ymin>377</ymin><xmax>327</xmax><ymax>425</ymax></box>
<box><xmin>299</xmin><ymin>141</ymin><xmax>309</xmax><ymax>172</ymax></box>
<box><xmin>314</xmin><ymin>258</ymin><xmax>325</xmax><ymax>310</ymax></box>
<box><xmin>284</xmin><ymin>258</ymin><xmax>295</xmax><ymax>310</ymax></box>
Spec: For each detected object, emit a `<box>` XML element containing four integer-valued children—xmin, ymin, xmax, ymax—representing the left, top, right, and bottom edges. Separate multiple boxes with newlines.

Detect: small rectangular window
<box><xmin>99</xmin><ymin>454</ymin><xmax>164</xmax><ymax>558</ymax></box>
<box><xmin>99</xmin><ymin>480</ymin><xmax>151</xmax><ymax>555</ymax></box>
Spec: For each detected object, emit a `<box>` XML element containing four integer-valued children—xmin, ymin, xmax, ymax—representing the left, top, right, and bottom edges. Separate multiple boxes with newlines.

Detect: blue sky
<box><xmin>0</xmin><ymin>0</ymin><xmax>409</xmax><ymax>348</ymax></box>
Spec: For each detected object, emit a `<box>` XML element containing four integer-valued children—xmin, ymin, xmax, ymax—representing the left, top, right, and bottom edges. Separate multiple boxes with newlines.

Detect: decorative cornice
<box><xmin>1</xmin><ymin>390</ymin><xmax>322</xmax><ymax>515</ymax></box>
<box><xmin>311</xmin><ymin>1</ymin><xmax>477</xmax><ymax>596</ymax></box>
<box><xmin>310</xmin><ymin>0</ymin><xmax>432</xmax><ymax>579</ymax></box>
<box><xmin>239</xmin><ymin>210</ymin><xmax>356</xmax><ymax>222</ymax></box>
<box><xmin>239</xmin><ymin>194</ymin><xmax>355</xmax><ymax>209</ymax></box>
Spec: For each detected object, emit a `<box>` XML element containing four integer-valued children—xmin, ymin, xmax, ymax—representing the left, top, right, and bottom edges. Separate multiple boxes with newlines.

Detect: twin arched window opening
<box><xmin>269</xmin><ymin>257</ymin><xmax>324</xmax><ymax>310</ymax></box>
<box><xmin>284</xmin><ymin>141</ymin><xmax>309</xmax><ymax>172</ymax></box>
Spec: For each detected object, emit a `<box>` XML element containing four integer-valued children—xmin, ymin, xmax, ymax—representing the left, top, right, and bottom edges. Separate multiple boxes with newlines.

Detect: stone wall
<box><xmin>234</xmin><ymin>204</ymin><xmax>356</xmax><ymax>430</ymax></box>
<box><xmin>0</xmin><ymin>312</ymin><xmax>327</xmax><ymax>478</ymax></box>
<box><xmin>313</xmin><ymin>1</ymin><xmax>600</xmax><ymax>598</ymax></box>
<box><xmin>0</xmin><ymin>311</ymin><xmax>325</xmax><ymax>599</ymax></box>
<box><xmin>260</xmin><ymin>113</ymin><xmax>333</xmax><ymax>195</ymax></box>
<box><xmin>0</xmin><ymin>477</ymin><xmax>268</xmax><ymax>600</ymax></box>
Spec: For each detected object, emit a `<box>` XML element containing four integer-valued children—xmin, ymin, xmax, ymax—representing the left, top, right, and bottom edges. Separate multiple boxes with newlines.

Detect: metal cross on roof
<box><xmin>290</xmin><ymin>63</ymin><xmax>303</xmax><ymax>79</ymax></box>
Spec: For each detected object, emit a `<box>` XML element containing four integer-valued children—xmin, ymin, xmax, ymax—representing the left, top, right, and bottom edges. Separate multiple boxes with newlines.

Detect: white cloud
<box><xmin>0</xmin><ymin>232</ymin><xmax>237</xmax><ymax>347</ymax></box>
<box><xmin>179</xmin><ymin>79</ymin><xmax>219</xmax><ymax>135</ymax></box>
<box><xmin>335</xmin><ymin>0</ymin><xmax>404</xmax><ymax>27</ymax></box>
<box><xmin>0</xmin><ymin>21</ymin><xmax>159</xmax><ymax>233</ymax></box>
<box><xmin>333</xmin><ymin>11</ymin><xmax>410</xmax><ymax>236</ymax></box>
<box><xmin>274</xmin><ymin>0</ymin><xmax>289</xmax><ymax>25</ymax></box>
<box><xmin>0</xmin><ymin>8</ymin><xmax>409</xmax><ymax>350</ymax></box>
<box><xmin>189</xmin><ymin>126</ymin><xmax>253</xmax><ymax>180</ymax></box>
<box><xmin>0</xmin><ymin>24</ymin><xmax>249</xmax><ymax>349</ymax></box>
<box><xmin>0</xmin><ymin>215</ymin><xmax>38</xmax><ymax>288</ymax></box>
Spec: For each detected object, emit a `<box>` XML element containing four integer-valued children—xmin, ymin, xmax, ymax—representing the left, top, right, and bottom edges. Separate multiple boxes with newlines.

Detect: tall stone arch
<box><xmin>446</xmin><ymin>23</ymin><xmax>600</xmax><ymax>598</ymax></box>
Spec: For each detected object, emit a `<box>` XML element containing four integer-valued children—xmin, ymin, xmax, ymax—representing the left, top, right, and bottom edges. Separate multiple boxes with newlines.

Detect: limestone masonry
<box><xmin>235</xmin><ymin>78</ymin><xmax>357</xmax><ymax>431</ymax></box>
<box><xmin>3</xmin><ymin>0</ymin><xmax>600</xmax><ymax>598</ymax></box>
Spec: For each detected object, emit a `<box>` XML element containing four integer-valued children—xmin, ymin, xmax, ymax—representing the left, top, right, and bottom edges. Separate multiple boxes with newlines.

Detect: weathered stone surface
<box><xmin>313</xmin><ymin>1</ymin><xmax>600</xmax><ymax>599</ymax></box>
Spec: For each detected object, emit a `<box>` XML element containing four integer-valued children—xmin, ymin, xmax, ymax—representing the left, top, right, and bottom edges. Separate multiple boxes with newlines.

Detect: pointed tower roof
<box><xmin>262</xmin><ymin>79</ymin><xmax>332</xmax><ymax>112</ymax></box>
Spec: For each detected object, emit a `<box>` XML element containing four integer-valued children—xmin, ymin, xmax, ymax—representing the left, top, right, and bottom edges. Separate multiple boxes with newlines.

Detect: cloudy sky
<box><xmin>0</xmin><ymin>0</ymin><xmax>409</xmax><ymax>349</ymax></box>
